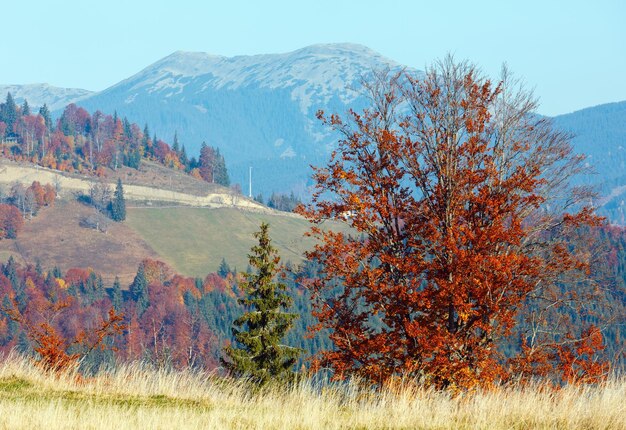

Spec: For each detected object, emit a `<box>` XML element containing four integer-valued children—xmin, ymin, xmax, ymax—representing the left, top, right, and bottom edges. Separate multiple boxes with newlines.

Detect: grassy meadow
<box><xmin>0</xmin><ymin>354</ymin><xmax>624</xmax><ymax>430</ymax></box>
<box><xmin>125</xmin><ymin>206</ymin><xmax>346</xmax><ymax>277</ymax></box>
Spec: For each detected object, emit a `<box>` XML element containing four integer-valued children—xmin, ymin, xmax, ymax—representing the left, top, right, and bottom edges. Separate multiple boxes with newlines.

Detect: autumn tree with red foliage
<box><xmin>0</xmin><ymin>204</ymin><xmax>23</xmax><ymax>239</ymax></box>
<box><xmin>3</xmin><ymin>284</ymin><xmax>124</xmax><ymax>372</ymax></box>
<box><xmin>298</xmin><ymin>58</ymin><xmax>611</xmax><ymax>389</ymax></box>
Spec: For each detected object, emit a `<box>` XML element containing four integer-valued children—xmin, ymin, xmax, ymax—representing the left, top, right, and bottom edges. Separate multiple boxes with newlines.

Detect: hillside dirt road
<box><xmin>0</xmin><ymin>160</ymin><xmax>277</xmax><ymax>213</ymax></box>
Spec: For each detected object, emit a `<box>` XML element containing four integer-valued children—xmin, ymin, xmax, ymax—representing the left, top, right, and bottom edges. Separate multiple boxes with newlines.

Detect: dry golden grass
<box><xmin>0</xmin><ymin>353</ymin><xmax>624</xmax><ymax>429</ymax></box>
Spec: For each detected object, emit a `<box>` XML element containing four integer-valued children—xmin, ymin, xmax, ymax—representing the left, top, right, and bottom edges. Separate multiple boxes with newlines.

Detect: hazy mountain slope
<box><xmin>0</xmin><ymin>83</ymin><xmax>93</xmax><ymax>111</ymax></box>
<box><xmin>75</xmin><ymin>44</ymin><xmax>409</xmax><ymax>196</ymax></box>
<box><xmin>552</xmin><ymin>101</ymin><xmax>626</xmax><ymax>223</ymax></box>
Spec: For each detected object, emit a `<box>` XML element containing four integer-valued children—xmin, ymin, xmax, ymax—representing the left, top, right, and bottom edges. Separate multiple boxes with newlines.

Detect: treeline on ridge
<box><xmin>0</xmin><ymin>93</ymin><xmax>230</xmax><ymax>187</ymax></box>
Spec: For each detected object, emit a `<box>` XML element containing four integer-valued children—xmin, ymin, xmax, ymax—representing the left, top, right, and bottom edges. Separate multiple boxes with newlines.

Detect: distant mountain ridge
<box><xmin>73</xmin><ymin>43</ymin><xmax>408</xmax><ymax>196</ymax></box>
<box><xmin>552</xmin><ymin>100</ymin><xmax>626</xmax><ymax>223</ymax></box>
<box><xmin>1</xmin><ymin>44</ymin><xmax>625</xmax><ymax>222</ymax></box>
<box><xmin>120</xmin><ymin>44</ymin><xmax>397</xmax><ymax>111</ymax></box>
<box><xmin>0</xmin><ymin>83</ymin><xmax>93</xmax><ymax>111</ymax></box>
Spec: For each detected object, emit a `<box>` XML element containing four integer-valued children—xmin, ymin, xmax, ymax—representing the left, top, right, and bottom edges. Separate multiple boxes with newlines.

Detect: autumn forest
<box><xmin>0</xmin><ymin>55</ymin><xmax>625</xmax><ymax>420</ymax></box>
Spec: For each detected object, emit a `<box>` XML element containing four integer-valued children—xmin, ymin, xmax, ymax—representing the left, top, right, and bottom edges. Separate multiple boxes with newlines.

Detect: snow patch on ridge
<box><xmin>280</xmin><ymin>146</ymin><xmax>296</xmax><ymax>158</ymax></box>
<box><xmin>124</xmin><ymin>93</ymin><xmax>138</xmax><ymax>104</ymax></box>
<box><xmin>115</xmin><ymin>44</ymin><xmax>404</xmax><ymax>114</ymax></box>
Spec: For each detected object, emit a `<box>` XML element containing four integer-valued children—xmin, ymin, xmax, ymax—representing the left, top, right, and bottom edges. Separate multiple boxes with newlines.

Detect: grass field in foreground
<box><xmin>0</xmin><ymin>354</ymin><xmax>624</xmax><ymax>430</ymax></box>
<box><xmin>125</xmin><ymin>207</ymin><xmax>342</xmax><ymax>277</ymax></box>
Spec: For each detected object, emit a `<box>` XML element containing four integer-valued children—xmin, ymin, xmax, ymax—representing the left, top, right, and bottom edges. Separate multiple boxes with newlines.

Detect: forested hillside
<box><xmin>0</xmin><ymin>255</ymin><xmax>328</xmax><ymax>371</ymax></box>
<box><xmin>0</xmin><ymin>93</ymin><xmax>229</xmax><ymax>188</ymax></box>
<box><xmin>553</xmin><ymin>101</ymin><xmax>626</xmax><ymax>223</ymax></box>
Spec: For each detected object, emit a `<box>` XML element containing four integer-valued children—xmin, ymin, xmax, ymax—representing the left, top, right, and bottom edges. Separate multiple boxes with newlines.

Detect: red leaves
<box><xmin>556</xmin><ymin>325</ymin><xmax>609</xmax><ymax>384</ymax></box>
<box><xmin>299</xmin><ymin>60</ymin><xmax>606</xmax><ymax>389</ymax></box>
<box><xmin>4</xmin><ymin>293</ymin><xmax>124</xmax><ymax>373</ymax></box>
<box><xmin>0</xmin><ymin>204</ymin><xmax>23</xmax><ymax>239</ymax></box>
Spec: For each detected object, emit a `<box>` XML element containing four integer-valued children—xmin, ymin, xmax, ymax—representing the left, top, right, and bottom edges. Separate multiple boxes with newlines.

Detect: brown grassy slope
<box><xmin>0</xmin><ymin>200</ymin><xmax>159</xmax><ymax>285</ymax></box>
<box><xmin>105</xmin><ymin>159</ymin><xmax>227</xmax><ymax>196</ymax></box>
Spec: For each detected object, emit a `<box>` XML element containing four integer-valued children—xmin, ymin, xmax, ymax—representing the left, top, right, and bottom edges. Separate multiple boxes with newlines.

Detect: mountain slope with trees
<box><xmin>2</xmin><ymin>45</ymin><xmax>625</xmax><ymax>224</ymax></box>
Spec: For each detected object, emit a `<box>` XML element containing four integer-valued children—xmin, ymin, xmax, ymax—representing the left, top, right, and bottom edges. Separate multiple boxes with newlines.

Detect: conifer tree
<box><xmin>130</xmin><ymin>264</ymin><xmax>149</xmax><ymax>316</ymax></box>
<box><xmin>222</xmin><ymin>222</ymin><xmax>301</xmax><ymax>385</ymax></box>
<box><xmin>0</xmin><ymin>92</ymin><xmax>18</xmax><ymax>134</ymax></box>
<box><xmin>214</xmin><ymin>148</ymin><xmax>230</xmax><ymax>187</ymax></box>
<box><xmin>180</xmin><ymin>144</ymin><xmax>189</xmax><ymax>168</ymax></box>
<box><xmin>38</xmin><ymin>104</ymin><xmax>52</xmax><ymax>130</ymax></box>
<box><xmin>172</xmin><ymin>131</ymin><xmax>180</xmax><ymax>153</ymax></box>
<box><xmin>218</xmin><ymin>258</ymin><xmax>231</xmax><ymax>278</ymax></box>
<box><xmin>110</xmin><ymin>178</ymin><xmax>126</xmax><ymax>222</ymax></box>
<box><xmin>21</xmin><ymin>100</ymin><xmax>30</xmax><ymax>116</ymax></box>
<box><xmin>111</xmin><ymin>277</ymin><xmax>123</xmax><ymax>312</ymax></box>
<box><xmin>142</xmin><ymin>124</ymin><xmax>150</xmax><ymax>152</ymax></box>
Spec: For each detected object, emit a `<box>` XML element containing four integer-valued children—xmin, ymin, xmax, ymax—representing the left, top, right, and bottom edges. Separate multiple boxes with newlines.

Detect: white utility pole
<box><xmin>248</xmin><ymin>166</ymin><xmax>253</xmax><ymax>198</ymax></box>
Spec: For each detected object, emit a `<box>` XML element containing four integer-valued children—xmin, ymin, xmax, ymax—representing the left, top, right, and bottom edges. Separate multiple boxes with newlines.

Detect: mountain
<box><xmin>74</xmin><ymin>44</ymin><xmax>408</xmax><ymax>196</ymax></box>
<box><xmin>552</xmin><ymin>101</ymin><xmax>626</xmax><ymax>223</ymax></box>
<box><xmin>1</xmin><ymin>45</ymin><xmax>624</xmax><ymax>222</ymax></box>
<box><xmin>0</xmin><ymin>83</ymin><xmax>93</xmax><ymax>111</ymax></box>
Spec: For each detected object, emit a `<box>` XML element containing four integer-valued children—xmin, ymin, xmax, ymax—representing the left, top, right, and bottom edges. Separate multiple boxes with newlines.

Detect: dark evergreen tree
<box><xmin>172</xmin><ymin>131</ymin><xmax>180</xmax><ymax>153</ymax></box>
<box><xmin>180</xmin><ymin>144</ymin><xmax>189</xmax><ymax>168</ymax></box>
<box><xmin>218</xmin><ymin>258</ymin><xmax>231</xmax><ymax>278</ymax></box>
<box><xmin>3</xmin><ymin>256</ymin><xmax>20</xmax><ymax>294</ymax></box>
<box><xmin>21</xmin><ymin>100</ymin><xmax>30</xmax><ymax>116</ymax></box>
<box><xmin>110</xmin><ymin>178</ymin><xmax>126</xmax><ymax>222</ymax></box>
<box><xmin>142</xmin><ymin>124</ymin><xmax>151</xmax><ymax>153</ymax></box>
<box><xmin>110</xmin><ymin>277</ymin><xmax>123</xmax><ymax>312</ymax></box>
<box><xmin>124</xmin><ymin>149</ymin><xmax>141</xmax><ymax>169</ymax></box>
<box><xmin>39</xmin><ymin>104</ymin><xmax>52</xmax><ymax>130</ymax></box>
<box><xmin>0</xmin><ymin>92</ymin><xmax>18</xmax><ymax>135</ymax></box>
<box><xmin>222</xmin><ymin>222</ymin><xmax>301</xmax><ymax>385</ymax></box>
<box><xmin>81</xmin><ymin>272</ymin><xmax>105</xmax><ymax>303</ymax></box>
<box><xmin>214</xmin><ymin>148</ymin><xmax>230</xmax><ymax>187</ymax></box>
<box><xmin>123</xmin><ymin>117</ymin><xmax>132</xmax><ymax>139</ymax></box>
<box><xmin>130</xmin><ymin>263</ymin><xmax>149</xmax><ymax>316</ymax></box>
<box><xmin>35</xmin><ymin>259</ymin><xmax>43</xmax><ymax>276</ymax></box>
<box><xmin>198</xmin><ymin>142</ymin><xmax>213</xmax><ymax>182</ymax></box>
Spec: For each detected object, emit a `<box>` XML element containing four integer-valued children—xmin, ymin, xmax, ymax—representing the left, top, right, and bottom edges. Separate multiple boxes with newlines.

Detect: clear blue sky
<box><xmin>1</xmin><ymin>0</ymin><xmax>624</xmax><ymax>116</ymax></box>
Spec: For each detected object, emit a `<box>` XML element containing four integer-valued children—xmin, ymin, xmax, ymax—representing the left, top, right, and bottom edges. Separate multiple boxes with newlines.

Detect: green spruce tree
<box><xmin>110</xmin><ymin>277</ymin><xmax>123</xmax><ymax>312</ymax></box>
<box><xmin>222</xmin><ymin>222</ymin><xmax>301</xmax><ymax>385</ymax></box>
<box><xmin>110</xmin><ymin>178</ymin><xmax>126</xmax><ymax>221</ymax></box>
<box><xmin>39</xmin><ymin>104</ymin><xmax>52</xmax><ymax>130</ymax></box>
<box><xmin>0</xmin><ymin>92</ymin><xmax>18</xmax><ymax>134</ymax></box>
<box><xmin>218</xmin><ymin>258</ymin><xmax>231</xmax><ymax>278</ymax></box>
<box><xmin>21</xmin><ymin>100</ymin><xmax>30</xmax><ymax>116</ymax></box>
<box><xmin>142</xmin><ymin>124</ymin><xmax>151</xmax><ymax>154</ymax></box>
<box><xmin>130</xmin><ymin>263</ymin><xmax>149</xmax><ymax>316</ymax></box>
<box><xmin>172</xmin><ymin>131</ymin><xmax>180</xmax><ymax>153</ymax></box>
<box><xmin>180</xmin><ymin>144</ymin><xmax>189</xmax><ymax>168</ymax></box>
<box><xmin>214</xmin><ymin>148</ymin><xmax>230</xmax><ymax>187</ymax></box>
